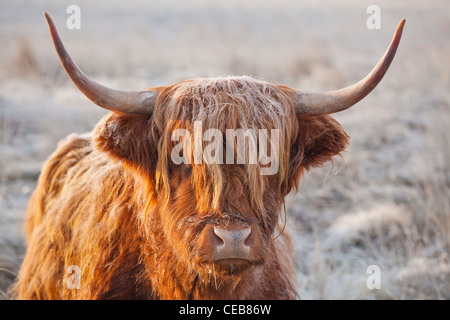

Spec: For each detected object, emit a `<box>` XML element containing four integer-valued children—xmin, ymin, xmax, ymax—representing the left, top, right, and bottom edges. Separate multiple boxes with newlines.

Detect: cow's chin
<box><xmin>213</xmin><ymin>258</ymin><xmax>253</xmax><ymax>276</ymax></box>
<box><xmin>196</xmin><ymin>258</ymin><xmax>262</xmax><ymax>278</ymax></box>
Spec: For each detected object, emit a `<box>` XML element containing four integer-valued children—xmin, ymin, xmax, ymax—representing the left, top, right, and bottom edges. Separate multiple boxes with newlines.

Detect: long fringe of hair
<box><xmin>151</xmin><ymin>76</ymin><xmax>298</xmax><ymax>213</ymax></box>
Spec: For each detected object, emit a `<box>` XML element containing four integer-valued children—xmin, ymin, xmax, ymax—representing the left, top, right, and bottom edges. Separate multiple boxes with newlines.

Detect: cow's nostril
<box><xmin>211</xmin><ymin>228</ymin><xmax>225</xmax><ymax>246</ymax></box>
<box><xmin>243</xmin><ymin>229</ymin><xmax>254</xmax><ymax>246</ymax></box>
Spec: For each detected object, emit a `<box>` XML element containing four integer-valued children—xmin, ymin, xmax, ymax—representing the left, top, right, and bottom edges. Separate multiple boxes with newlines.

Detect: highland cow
<box><xmin>13</xmin><ymin>13</ymin><xmax>404</xmax><ymax>299</ymax></box>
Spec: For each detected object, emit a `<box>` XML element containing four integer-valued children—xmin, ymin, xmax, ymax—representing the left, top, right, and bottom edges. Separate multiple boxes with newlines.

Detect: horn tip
<box><xmin>44</xmin><ymin>12</ymin><xmax>53</xmax><ymax>26</ymax></box>
<box><xmin>391</xmin><ymin>19</ymin><xmax>406</xmax><ymax>48</ymax></box>
<box><xmin>397</xmin><ymin>19</ymin><xmax>406</xmax><ymax>33</ymax></box>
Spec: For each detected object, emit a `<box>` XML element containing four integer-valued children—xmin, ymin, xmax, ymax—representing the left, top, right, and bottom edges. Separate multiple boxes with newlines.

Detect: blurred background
<box><xmin>0</xmin><ymin>0</ymin><xmax>449</xmax><ymax>299</ymax></box>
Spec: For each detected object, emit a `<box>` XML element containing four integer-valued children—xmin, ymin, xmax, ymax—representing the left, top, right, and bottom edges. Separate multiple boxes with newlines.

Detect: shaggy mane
<box><xmin>153</xmin><ymin>76</ymin><xmax>298</xmax><ymax>212</ymax></box>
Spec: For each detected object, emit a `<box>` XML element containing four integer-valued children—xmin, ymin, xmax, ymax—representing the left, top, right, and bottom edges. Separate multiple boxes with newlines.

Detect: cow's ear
<box><xmin>287</xmin><ymin>114</ymin><xmax>350</xmax><ymax>192</ymax></box>
<box><xmin>93</xmin><ymin>112</ymin><xmax>158</xmax><ymax>176</ymax></box>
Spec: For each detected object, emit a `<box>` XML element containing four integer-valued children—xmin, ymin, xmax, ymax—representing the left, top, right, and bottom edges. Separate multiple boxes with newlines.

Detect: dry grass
<box><xmin>0</xmin><ymin>0</ymin><xmax>449</xmax><ymax>299</ymax></box>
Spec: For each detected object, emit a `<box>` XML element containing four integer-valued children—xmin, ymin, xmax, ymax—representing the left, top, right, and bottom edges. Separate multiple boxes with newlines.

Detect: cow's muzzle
<box><xmin>197</xmin><ymin>220</ymin><xmax>262</xmax><ymax>272</ymax></box>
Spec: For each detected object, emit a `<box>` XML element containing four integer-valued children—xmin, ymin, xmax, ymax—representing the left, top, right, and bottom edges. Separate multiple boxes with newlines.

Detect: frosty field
<box><xmin>0</xmin><ymin>0</ymin><xmax>449</xmax><ymax>299</ymax></box>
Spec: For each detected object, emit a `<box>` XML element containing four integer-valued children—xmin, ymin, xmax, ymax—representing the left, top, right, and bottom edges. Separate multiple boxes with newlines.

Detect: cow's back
<box><xmin>24</xmin><ymin>133</ymin><xmax>92</xmax><ymax>239</ymax></box>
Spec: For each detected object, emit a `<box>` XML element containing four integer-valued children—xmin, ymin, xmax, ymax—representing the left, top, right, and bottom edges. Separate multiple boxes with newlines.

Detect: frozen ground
<box><xmin>0</xmin><ymin>0</ymin><xmax>449</xmax><ymax>299</ymax></box>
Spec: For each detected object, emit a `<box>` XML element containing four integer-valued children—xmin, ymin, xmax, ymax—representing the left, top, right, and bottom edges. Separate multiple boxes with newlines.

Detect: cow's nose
<box><xmin>212</xmin><ymin>226</ymin><xmax>252</xmax><ymax>261</ymax></box>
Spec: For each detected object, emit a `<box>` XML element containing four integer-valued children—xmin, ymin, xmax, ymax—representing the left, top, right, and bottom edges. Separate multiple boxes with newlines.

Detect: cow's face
<box><xmin>94</xmin><ymin>77</ymin><xmax>349</xmax><ymax>279</ymax></box>
<box><xmin>164</xmin><ymin>162</ymin><xmax>284</xmax><ymax>278</ymax></box>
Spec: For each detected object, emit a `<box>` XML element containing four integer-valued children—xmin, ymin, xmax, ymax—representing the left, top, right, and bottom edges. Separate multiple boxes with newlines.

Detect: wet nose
<box><xmin>212</xmin><ymin>226</ymin><xmax>252</xmax><ymax>260</ymax></box>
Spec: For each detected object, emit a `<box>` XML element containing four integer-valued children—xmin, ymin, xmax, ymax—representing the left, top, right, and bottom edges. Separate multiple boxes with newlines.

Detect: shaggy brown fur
<box><xmin>13</xmin><ymin>76</ymin><xmax>349</xmax><ymax>299</ymax></box>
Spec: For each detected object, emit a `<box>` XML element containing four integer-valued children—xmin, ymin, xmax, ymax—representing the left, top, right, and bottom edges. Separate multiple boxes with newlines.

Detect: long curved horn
<box><xmin>44</xmin><ymin>12</ymin><xmax>158</xmax><ymax>115</ymax></box>
<box><xmin>294</xmin><ymin>19</ymin><xmax>405</xmax><ymax>114</ymax></box>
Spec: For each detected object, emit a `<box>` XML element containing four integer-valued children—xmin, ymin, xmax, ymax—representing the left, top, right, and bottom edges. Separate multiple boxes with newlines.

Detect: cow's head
<box><xmin>45</xmin><ymin>13</ymin><xmax>404</xmax><ymax>279</ymax></box>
